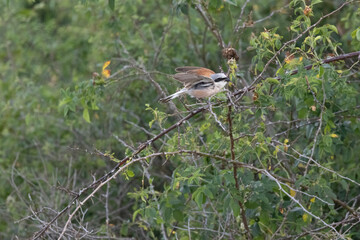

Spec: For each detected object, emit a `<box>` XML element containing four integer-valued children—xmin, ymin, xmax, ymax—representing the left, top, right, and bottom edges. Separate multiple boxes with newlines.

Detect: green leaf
<box><xmin>133</xmin><ymin>208</ymin><xmax>143</xmax><ymax>222</ymax></box>
<box><xmin>275</xmin><ymin>39</ymin><xmax>281</xmax><ymax>50</ymax></box>
<box><xmin>194</xmin><ymin>191</ymin><xmax>205</xmax><ymax>208</ymax></box>
<box><xmin>108</xmin><ymin>0</ymin><xmax>115</xmax><ymax>10</ymax></box>
<box><xmin>267</xmin><ymin>78</ymin><xmax>280</xmax><ymax>85</ymax></box>
<box><xmin>357</xmin><ymin>29</ymin><xmax>360</xmax><ymax>41</ymax></box>
<box><xmin>83</xmin><ymin>108</ymin><xmax>91</xmax><ymax>123</ymax></box>
<box><xmin>297</xmin><ymin>108</ymin><xmax>308</xmax><ymax>119</ymax></box>
<box><xmin>127</xmin><ymin>169</ymin><xmax>135</xmax><ymax>178</ymax></box>
<box><xmin>59</xmin><ymin>97</ymin><xmax>72</xmax><ymax>107</ymax></box>
<box><xmin>145</xmin><ymin>207</ymin><xmax>157</xmax><ymax>219</ymax></box>
<box><xmin>63</xmin><ymin>106</ymin><xmax>69</xmax><ymax>117</ymax></box>
<box><xmin>318</xmin><ymin>66</ymin><xmax>325</xmax><ymax>77</ymax></box>
<box><xmin>230</xmin><ymin>199</ymin><xmax>240</xmax><ymax>217</ymax></box>
<box><xmin>312</xmin><ymin>0</ymin><xmax>323</xmax><ymax>5</ymax></box>
<box><xmin>91</xmin><ymin>101</ymin><xmax>99</xmax><ymax>110</ymax></box>
<box><xmin>177</xmin><ymin>3</ymin><xmax>188</xmax><ymax>15</ymax></box>
<box><xmin>327</xmin><ymin>24</ymin><xmax>338</xmax><ymax>34</ymax></box>
<box><xmin>202</xmin><ymin>187</ymin><xmax>214</xmax><ymax>199</ymax></box>
<box><xmin>276</xmin><ymin>66</ymin><xmax>285</xmax><ymax>76</ymax></box>
<box><xmin>173</xmin><ymin>210</ymin><xmax>184</xmax><ymax>222</ymax></box>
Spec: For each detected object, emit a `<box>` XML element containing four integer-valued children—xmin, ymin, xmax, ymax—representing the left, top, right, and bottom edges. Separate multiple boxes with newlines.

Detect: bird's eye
<box><xmin>215</xmin><ymin>77</ymin><xmax>229</xmax><ymax>82</ymax></box>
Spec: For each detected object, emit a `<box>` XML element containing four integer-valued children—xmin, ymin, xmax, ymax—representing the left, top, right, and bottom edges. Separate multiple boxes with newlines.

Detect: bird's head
<box><xmin>210</xmin><ymin>73</ymin><xmax>230</xmax><ymax>83</ymax></box>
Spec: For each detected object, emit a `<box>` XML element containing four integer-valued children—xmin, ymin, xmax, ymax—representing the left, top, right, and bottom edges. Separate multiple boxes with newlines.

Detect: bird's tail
<box><xmin>159</xmin><ymin>89</ymin><xmax>187</xmax><ymax>103</ymax></box>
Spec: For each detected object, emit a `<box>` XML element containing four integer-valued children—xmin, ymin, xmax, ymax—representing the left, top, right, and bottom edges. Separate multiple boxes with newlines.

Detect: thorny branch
<box><xmin>234</xmin><ymin>2</ymin><xmax>290</xmax><ymax>33</ymax></box>
<box><xmin>195</xmin><ymin>1</ymin><xmax>226</xmax><ymax>48</ymax></box>
<box><xmin>32</xmin><ymin>1</ymin><xmax>360</xmax><ymax>238</ymax></box>
<box><xmin>227</xmin><ymin>104</ymin><xmax>252</xmax><ymax>239</ymax></box>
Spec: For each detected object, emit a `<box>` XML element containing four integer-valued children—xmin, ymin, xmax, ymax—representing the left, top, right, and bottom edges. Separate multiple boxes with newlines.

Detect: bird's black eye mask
<box><xmin>214</xmin><ymin>77</ymin><xmax>230</xmax><ymax>82</ymax></box>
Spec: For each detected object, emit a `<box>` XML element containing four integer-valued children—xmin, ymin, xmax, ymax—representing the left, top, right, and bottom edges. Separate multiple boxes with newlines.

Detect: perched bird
<box><xmin>159</xmin><ymin>66</ymin><xmax>230</xmax><ymax>103</ymax></box>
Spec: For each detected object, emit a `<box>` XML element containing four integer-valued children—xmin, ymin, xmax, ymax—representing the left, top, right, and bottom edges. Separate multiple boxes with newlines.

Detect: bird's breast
<box><xmin>188</xmin><ymin>85</ymin><xmax>223</xmax><ymax>98</ymax></box>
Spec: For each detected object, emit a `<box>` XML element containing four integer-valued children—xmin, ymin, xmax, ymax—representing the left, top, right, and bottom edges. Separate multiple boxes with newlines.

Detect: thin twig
<box><xmin>208</xmin><ymin>101</ymin><xmax>227</xmax><ymax>132</ymax></box>
<box><xmin>305</xmin><ymin>76</ymin><xmax>326</xmax><ymax>174</ymax></box>
<box><xmin>233</xmin><ymin>0</ymin><xmax>251</xmax><ymax>33</ymax></box>
<box><xmin>195</xmin><ymin>2</ymin><xmax>225</xmax><ymax>48</ymax></box>
<box><xmin>227</xmin><ymin>104</ymin><xmax>252</xmax><ymax>239</ymax></box>
<box><xmin>234</xmin><ymin>3</ymin><xmax>290</xmax><ymax>32</ymax></box>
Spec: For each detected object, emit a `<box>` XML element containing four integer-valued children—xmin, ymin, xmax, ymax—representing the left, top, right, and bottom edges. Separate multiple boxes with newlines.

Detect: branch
<box><xmin>233</xmin><ymin>0</ymin><xmax>250</xmax><ymax>33</ymax></box>
<box><xmin>305</xmin><ymin>76</ymin><xmax>326</xmax><ymax>174</ymax></box>
<box><xmin>227</xmin><ymin>104</ymin><xmax>252</xmax><ymax>239</ymax></box>
<box><xmin>195</xmin><ymin>2</ymin><xmax>225</xmax><ymax>48</ymax></box>
<box><xmin>332</xmin><ymin>198</ymin><xmax>359</xmax><ymax>218</ymax></box>
<box><xmin>292</xmin><ymin>50</ymin><xmax>360</xmax><ymax>75</ymax></box>
<box><xmin>234</xmin><ymin>3</ymin><xmax>290</xmax><ymax>33</ymax></box>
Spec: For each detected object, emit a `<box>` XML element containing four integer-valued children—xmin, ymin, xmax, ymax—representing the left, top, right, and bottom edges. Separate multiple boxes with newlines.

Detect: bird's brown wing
<box><xmin>175</xmin><ymin>67</ymin><xmax>215</xmax><ymax>77</ymax></box>
<box><xmin>174</xmin><ymin>67</ymin><xmax>215</xmax><ymax>88</ymax></box>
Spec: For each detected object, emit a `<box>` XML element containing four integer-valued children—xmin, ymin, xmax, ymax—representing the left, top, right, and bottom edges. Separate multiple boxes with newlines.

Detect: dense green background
<box><xmin>1</xmin><ymin>0</ymin><xmax>359</xmax><ymax>239</ymax></box>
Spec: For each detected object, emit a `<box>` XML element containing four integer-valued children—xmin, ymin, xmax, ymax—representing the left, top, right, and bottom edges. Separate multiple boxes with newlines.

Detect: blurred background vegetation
<box><xmin>0</xmin><ymin>0</ymin><xmax>359</xmax><ymax>239</ymax></box>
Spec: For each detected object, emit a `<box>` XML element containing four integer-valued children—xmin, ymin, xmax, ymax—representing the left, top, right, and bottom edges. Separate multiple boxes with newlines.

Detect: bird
<box><xmin>159</xmin><ymin>66</ymin><xmax>230</xmax><ymax>103</ymax></box>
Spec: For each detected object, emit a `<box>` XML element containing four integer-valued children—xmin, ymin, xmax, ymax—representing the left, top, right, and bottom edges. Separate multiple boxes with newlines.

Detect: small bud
<box><xmin>253</xmin><ymin>92</ymin><xmax>258</xmax><ymax>101</ymax></box>
<box><xmin>285</xmin><ymin>51</ymin><xmax>295</xmax><ymax>64</ymax></box>
<box><xmin>310</xmin><ymin>105</ymin><xmax>316</xmax><ymax>111</ymax></box>
<box><xmin>92</xmin><ymin>72</ymin><xmax>100</xmax><ymax>78</ymax></box>
<box><xmin>222</xmin><ymin>47</ymin><xmax>239</xmax><ymax>61</ymax></box>
<box><xmin>303</xmin><ymin>5</ymin><xmax>312</xmax><ymax>17</ymax></box>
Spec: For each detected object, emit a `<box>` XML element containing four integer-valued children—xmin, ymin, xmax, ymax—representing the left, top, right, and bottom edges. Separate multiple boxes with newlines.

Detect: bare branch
<box><xmin>195</xmin><ymin>2</ymin><xmax>225</xmax><ymax>48</ymax></box>
<box><xmin>227</xmin><ymin>104</ymin><xmax>252</xmax><ymax>240</ymax></box>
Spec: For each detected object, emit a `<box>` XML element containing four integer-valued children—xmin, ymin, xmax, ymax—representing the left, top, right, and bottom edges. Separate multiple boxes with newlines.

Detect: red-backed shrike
<box><xmin>160</xmin><ymin>66</ymin><xmax>230</xmax><ymax>103</ymax></box>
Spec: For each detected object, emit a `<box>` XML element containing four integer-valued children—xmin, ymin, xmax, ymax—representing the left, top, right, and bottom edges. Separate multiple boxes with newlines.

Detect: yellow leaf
<box><xmin>302</xmin><ymin>213</ymin><xmax>309</xmax><ymax>222</ymax></box>
<box><xmin>102</xmin><ymin>60</ymin><xmax>111</xmax><ymax>70</ymax></box>
<box><xmin>273</xmin><ymin>145</ymin><xmax>280</xmax><ymax>156</ymax></box>
<box><xmin>102</xmin><ymin>60</ymin><xmax>111</xmax><ymax>78</ymax></box>
<box><xmin>298</xmin><ymin>163</ymin><xmax>306</xmax><ymax>168</ymax></box>
<box><xmin>310</xmin><ymin>197</ymin><xmax>315</xmax><ymax>203</ymax></box>
<box><xmin>284</xmin><ymin>139</ymin><xmax>289</xmax><ymax>152</ymax></box>
<box><xmin>290</xmin><ymin>189</ymin><xmax>296</xmax><ymax>197</ymax></box>
<box><xmin>299</xmin><ymin>57</ymin><xmax>303</xmax><ymax>62</ymax></box>
<box><xmin>102</xmin><ymin>69</ymin><xmax>111</xmax><ymax>78</ymax></box>
<box><xmin>261</xmin><ymin>31</ymin><xmax>270</xmax><ymax>40</ymax></box>
<box><xmin>330</xmin><ymin>133</ymin><xmax>339</xmax><ymax>138</ymax></box>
